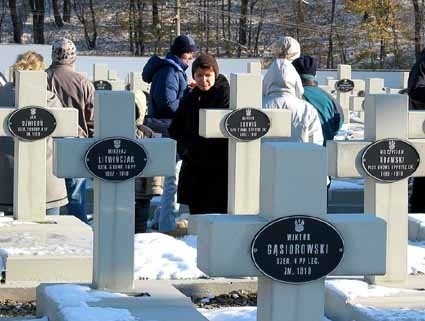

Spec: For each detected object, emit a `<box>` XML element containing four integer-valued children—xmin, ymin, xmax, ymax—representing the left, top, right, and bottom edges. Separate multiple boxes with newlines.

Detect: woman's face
<box><xmin>194</xmin><ymin>67</ymin><xmax>215</xmax><ymax>91</ymax></box>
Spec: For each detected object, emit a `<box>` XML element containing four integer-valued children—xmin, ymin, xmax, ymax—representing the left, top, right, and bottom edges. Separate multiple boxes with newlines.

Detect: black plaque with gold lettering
<box><xmin>251</xmin><ymin>216</ymin><xmax>344</xmax><ymax>284</ymax></box>
<box><xmin>224</xmin><ymin>108</ymin><xmax>270</xmax><ymax>141</ymax></box>
<box><xmin>361</xmin><ymin>139</ymin><xmax>420</xmax><ymax>182</ymax></box>
<box><xmin>7</xmin><ymin>107</ymin><xmax>57</xmax><ymax>141</ymax></box>
<box><xmin>85</xmin><ymin>137</ymin><xmax>148</xmax><ymax>181</ymax></box>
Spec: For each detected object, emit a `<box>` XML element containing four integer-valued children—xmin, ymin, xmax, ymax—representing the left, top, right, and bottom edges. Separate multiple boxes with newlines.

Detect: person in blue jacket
<box><xmin>292</xmin><ymin>55</ymin><xmax>344</xmax><ymax>145</ymax></box>
<box><xmin>142</xmin><ymin>35</ymin><xmax>197</xmax><ymax>236</ymax></box>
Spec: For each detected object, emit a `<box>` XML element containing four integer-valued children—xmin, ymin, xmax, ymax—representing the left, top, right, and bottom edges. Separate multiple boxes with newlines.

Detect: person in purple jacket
<box><xmin>142</xmin><ymin>35</ymin><xmax>197</xmax><ymax>236</ymax></box>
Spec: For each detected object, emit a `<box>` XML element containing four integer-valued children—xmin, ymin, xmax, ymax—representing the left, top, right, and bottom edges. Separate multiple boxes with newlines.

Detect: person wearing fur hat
<box><xmin>46</xmin><ymin>38</ymin><xmax>95</xmax><ymax>224</ymax></box>
<box><xmin>142</xmin><ymin>34</ymin><xmax>197</xmax><ymax>235</ymax></box>
<box><xmin>292</xmin><ymin>55</ymin><xmax>343</xmax><ymax>145</ymax></box>
<box><xmin>168</xmin><ymin>53</ymin><xmax>229</xmax><ymax>215</ymax></box>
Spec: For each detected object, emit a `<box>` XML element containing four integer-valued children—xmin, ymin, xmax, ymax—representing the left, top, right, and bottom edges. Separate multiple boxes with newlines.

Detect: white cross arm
<box><xmin>48</xmin><ymin>108</ymin><xmax>79</xmax><ymax>137</ymax></box>
<box><xmin>327</xmin><ymin>140</ymin><xmax>369</xmax><ymax>178</ymax></box>
<box><xmin>0</xmin><ymin>108</ymin><xmax>78</xmax><ymax>137</ymax></box>
<box><xmin>408</xmin><ymin>111</ymin><xmax>425</xmax><ymax>139</ymax></box>
<box><xmin>193</xmin><ymin>214</ymin><xmax>386</xmax><ymax>277</ymax></box>
<box><xmin>53</xmin><ymin>137</ymin><xmax>176</xmax><ymax>178</ymax></box>
<box><xmin>328</xmin><ymin>140</ymin><xmax>425</xmax><ymax>178</ymax></box>
<box><xmin>199</xmin><ymin>109</ymin><xmax>292</xmax><ymax>138</ymax></box>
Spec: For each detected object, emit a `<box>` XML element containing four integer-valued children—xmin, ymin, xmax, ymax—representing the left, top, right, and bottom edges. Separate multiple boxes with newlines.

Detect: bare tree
<box><xmin>327</xmin><ymin>0</ymin><xmax>336</xmax><ymax>68</ymax></box>
<box><xmin>63</xmin><ymin>0</ymin><xmax>71</xmax><ymax>22</ymax></box>
<box><xmin>73</xmin><ymin>0</ymin><xmax>97</xmax><ymax>49</ymax></box>
<box><xmin>29</xmin><ymin>0</ymin><xmax>45</xmax><ymax>44</ymax></box>
<box><xmin>52</xmin><ymin>0</ymin><xmax>64</xmax><ymax>27</ymax></box>
<box><xmin>238</xmin><ymin>0</ymin><xmax>248</xmax><ymax>57</ymax></box>
<box><xmin>412</xmin><ymin>0</ymin><xmax>424</xmax><ymax>57</ymax></box>
<box><xmin>8</xmin><ymin>0</ymin><xmax>23</xmax><ymax>43</ymax></box>
<box><xmin>129</xmin><ymin>0</ymin><xmax>146</xmax><ymax>55</ymax></box>
<box><xmin>0</xmin><ymin>0</ymin><xmax>6</xmax><ymax>42</ymax></box>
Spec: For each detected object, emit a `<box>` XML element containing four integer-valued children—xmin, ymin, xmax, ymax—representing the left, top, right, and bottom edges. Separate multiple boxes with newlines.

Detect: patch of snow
<box><xmin>45</xmin><ymin>284</ymin><xmax>134</xmax><ymax>321</ymax></box>
<box><xmin>408</xmin><ymin>241</ymin><xmax>425</xmax><ymax>274</ymax></box>
<box><xmin>133</xmin><ymin>233</ymin><xmax>206</xmax><ymax>280</ymax></box>
<box><xmin>356</xmin><ymin>306</ymin><xmax>425</xmax><ymax>321</ymax></box>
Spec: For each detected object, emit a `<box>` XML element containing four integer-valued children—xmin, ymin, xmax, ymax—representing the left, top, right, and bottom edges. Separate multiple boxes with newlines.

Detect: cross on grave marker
<box><xmin>325</xmin><ymin>65</ymin><xmax>365</xmax><ymax>124</ymax></box>
<box><xmin>194</xmin><ymin>142</ymin><xmax>386</xmax><ymax>321</ymax></box>
<box><xmin>0</xmin><ymin>70</ymin><xmax>78</xmax><ymax>221</ymax></box>
<box><xmin>198</xmin><ymin>72</ymin><xmax>291</xmax><ymax>214</ymax></box>
<box><xmin>129</xmin><ymin>71</ymin><xmax>149</xmax><ymax>93</ymax></box>
<box><xmin>350</xmin><ymin>78</ymin><xmax>385</xmax><ymax>122</ymax></box>
<box><xmin>53</xmin><ymin>91</ymin><xmax>176</xmax><ymax>291</ymax></box>
<box><xmin>92</xmin><ymin>63</ymin><xmax>125</xmax><ymax>90</ymax></box>
<box><xmin>328</xmin><ymin>93</ymin><xmax>425</xmax><ymax>286</ymax></box>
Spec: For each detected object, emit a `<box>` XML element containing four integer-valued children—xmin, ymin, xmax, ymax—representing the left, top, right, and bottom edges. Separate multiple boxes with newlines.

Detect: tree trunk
<box><xmin>0</xmin><ymin>0</ymin><xmax>7</xmax><ymax>42</ymax></box>
<box><xmin>135</xmin><ymin>0</ymin><xmax>145</xmax><ymax>55</ymax></box>
<box><xmin>52</xmin><ymin>0</ymin><xmax>64</xmax><ymax>27</ymax></box>
<box><xmin>327</xmin><ymin>0</ymin><xmax>336</xmax><ymax>68</ymax></box>
<box><xmin>238</xmin><ymin>0</ymin><xmax>248</xmax><ymax>57</ymax></box>
<box><xmin>30</xmin><ymin>0</ymin><xmax>45</xmax><ymax>44</ymax></box>
<box><xmin>152</xmin><ymin>0</ymin><xmax>161</xmax><ymax>53</ymax></box>
<box><xmin>129</xmin><ymin>0</ymin><xmax>135</xmax><ymax>53</ymax></box>
<box><xmin>8</xmin><ymin>0</ymin><xmax>22</xmax><ymax>43</ymax></box>
<box><xmin>412</xmin><ymin>0</ymin><xmax>423</xmax><ymax>58</ymax></box>
<box><xmin>63</xmin><ymin>0</ymin><xmax>71</xmax><ymax>22</ymax></box>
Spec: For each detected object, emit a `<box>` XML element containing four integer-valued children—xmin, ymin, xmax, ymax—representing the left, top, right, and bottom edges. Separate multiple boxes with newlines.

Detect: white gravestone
<box><xmin>92</xmin><ymin>63</ymin><xmax>125</xmax><ymax>90</ymax></box>
<box><xmin>198</xmin><ymin>72</ymin><xmax>291</xmax><ymax>214</ymax></box>
<box><xmin>0</xmin><ymin>70</ymin><xmax>78</xmax><ymax>221</ymax></box>
<box><xmin>334</xmin><ymin>65</ymin><xmax>365</xmax><ymax>124</ymax></box>
<box><xmin>194</xmin><ymin>142</ymin><xmax>386</xmax><ymax>321</ymax></box>
<box><xmin>53</xmin><ymin>91</ymin><xmax>176</xmax><ymax>291</ymax></box>
<box><xmin>129</xmin><ymin>71</ymin><xmax>149</xmax><ymax>93</ymax></box>
<box><xmin>350</xmin><ymin>78</ymin><xmax>385</xmax><ymax>122</ymax></box>
<box><xmin>328</xmin><ymin>94</ymin><xmax>425</xmax><ymax>286</ymax></box>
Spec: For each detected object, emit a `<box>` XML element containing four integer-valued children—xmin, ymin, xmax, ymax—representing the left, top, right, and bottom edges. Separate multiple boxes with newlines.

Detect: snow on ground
<box><xmin>408</xmin><ymin>241</ymin><xmax>425</xmax><ymax>274</ymax></box>
<box><xmin>326</xmin><ymin>279</ymin><xmax>425</xmax><ymax>321</ymax></box>
<box><xmin>134</xmin><ymin>233</ymin><xmax>205</xmax><ymax>280</ymax></box>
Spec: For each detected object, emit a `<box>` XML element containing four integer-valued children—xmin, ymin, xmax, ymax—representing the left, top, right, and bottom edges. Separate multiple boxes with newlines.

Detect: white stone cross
<box><xmin>198</xmin><ymin>72</ymin><xmax>291</xmax><ymax>214</ymax></box>
<box><xmin>350</xmin><ymin>78</ymin><xmax>385</xmax><ymax>122</ymax></box>
<box><xmin>194</xmin><ymin>142</ymin><xmax>386</xmax><ymax>321</ymax></box>
<box><xmin>129</xmin><ymin>71</ymin><xmax>149</xmax><ymax>93</ymax></box>
<box><xmin>53</xmin><ymin>91</ymin><xmax>176</xmax><ymax>291</ymax></box>
<box><xmin>92</xmin><ymin>63</ymin><xmax>125</xmax><ymax>90</ymax></box>
<box><xmin>0</xmin><ymin>70</ymin><xmax>78</xmax><ymax>221</ymax></box>
<box><xmin>328</xmin><ymin>93</ymin><xmax>425</xmax><ymax>287</ymax></box>
<box><xmin>325</xmin><ymin>65</ymin><xmax>366</xmax><ymax>124</ymax></box>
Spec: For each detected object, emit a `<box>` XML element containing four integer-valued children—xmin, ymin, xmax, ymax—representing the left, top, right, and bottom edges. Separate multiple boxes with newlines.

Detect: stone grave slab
<box><xmin>0</xmin><ymin>216</ymin><xmax>92</xmax><ymax>283</ymax></box>
<box><xmin>37</xmin><ymin>281</ymin><xmax>208</xmax><ymax>321</ymax></box>
<box><xmin>92</xmin><ymin>64</ymin><xmax>124</xmax><ymax>90</ymax></box>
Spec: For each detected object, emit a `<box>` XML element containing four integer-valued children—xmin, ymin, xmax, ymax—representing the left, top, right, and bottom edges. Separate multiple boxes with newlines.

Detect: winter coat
<box><xmin>46</xmin><ymin>64</ymin><xmax>95</xmax><ymax>137</ymax></box>
<box><xmin>135</xmin><ymin>124</ymin><xmax>164</xmax><ymax>200</ymax></box>
<box><xmin>142</xmin><ymin>53</ymin><xmax>188</xmax><ymax>136</ymax></box>
<box><xmin>300</xmin><ymin>77</ymin><xmax>343</xmax><ymax>144</ymax></box>
<box><xmin>408</xmin><ymin>48</ymin><xmax>425</xmax><ymax>109</ymax></box>
<box><xmin>0</xmin><ymin>82</ymin><xmax>68</xmax><ymax>211</ymax></box>
<box><xmin>263</xmin><ymin>58</ymin><xmax>304</xmax><ymax>100</ymax></box>
<box><xmin>262</xmin><ymin>60</ymin><xmax>324</xmax><ymax>145</ymax></box>
<box><xmin>168</xmin><ymin>74</ymin><xmax>229</xmax><ymax>214</ymax></box>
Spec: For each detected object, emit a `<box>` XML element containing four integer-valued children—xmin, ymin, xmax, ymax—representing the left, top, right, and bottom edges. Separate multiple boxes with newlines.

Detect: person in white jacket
<box><xmin>262</xmin><ymin>49</ymin><xmax>324</xmax><ymax>146</ymax></box>
<box><xmin>263</xmin><ymin>36</ymin><xmax>304</xmax><ymax>99</ymax></box>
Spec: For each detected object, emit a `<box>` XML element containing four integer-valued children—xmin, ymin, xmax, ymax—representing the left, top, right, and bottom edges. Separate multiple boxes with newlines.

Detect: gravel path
<box><xmin>0</xmin><ymin>300</ymin><xmax>36</xmax><ymax>318</ymax></box>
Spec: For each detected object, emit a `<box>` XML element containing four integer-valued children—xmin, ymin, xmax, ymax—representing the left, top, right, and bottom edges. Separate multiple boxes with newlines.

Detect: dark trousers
<box><xmin>410</xmin><ymin>177</ymin><xmax>425</xmax><ymax>213</ymax></box>
<box><xmin>135</xmin><ymin>199</ymin><xmax>150</xmax><ymax>233</ymax></box>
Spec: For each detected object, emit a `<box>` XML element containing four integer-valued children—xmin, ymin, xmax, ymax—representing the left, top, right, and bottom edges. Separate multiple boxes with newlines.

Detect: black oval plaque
<box><xmin>224</xmin><ymin>108</ymin><xmax>270</xmax><ymax>141</ymax></box>
<box><xmin>85</xmin><ymin>137</ymin><xmax>148</xmax><ymax>181</ymax></box>
<box><xmin>93</xmin><ymin>80</ymin><xmax>112</xmax><ymax>91</ymax></box>
<box><xmin>361</xmin><ymin>138</ymin><xmax>420</xmax><ymax>182</ymax></box>
<box><xmin>335</xmin><ymin>79</ymin><xmax>354</xmax><ymax>92</ymax></box>
<box><xmin>7</xmin><ymin>106</ymin><xmax>57</xmax><ymax>141</ymax></box>
<box><xmin>251</xmin><ymin>215</ymin><xmax>344</xmax><ymax>284</ymax></box>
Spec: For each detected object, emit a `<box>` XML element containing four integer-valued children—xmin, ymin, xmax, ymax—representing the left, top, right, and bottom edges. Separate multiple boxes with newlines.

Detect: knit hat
<box><xmin>292</xmin><ymin>55</ymin><xmax>318</xmax><ymax>76</ymax></box>
<box><xmin>170</xmin><ymin>35</ymin><xmax>197</xmax><ymax>56</ymax></box>
<box><xmin>271</xmin><ymin>36</ymin><xmax>301</xmax><ymax>62</ymax></box>
<box><xmin>51</xmin><ymin>38</ymin><xmax>77</xmax><ymax>65</ymax></box>
<box><xmin>191</xmin><ymin>54</ymin><xmax>219</xmax><ymax>78</ymax></box>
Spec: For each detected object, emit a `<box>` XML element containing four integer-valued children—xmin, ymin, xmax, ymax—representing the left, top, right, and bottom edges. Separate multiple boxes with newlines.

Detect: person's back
<box><xmin>46</xmin><ymin>38</ymin><xmax>95</xmax><ymax>138</ymax></box>
<box><xmin>262</xmin><ymin>58</ymin><xmax>323</xmax><ymax>145</ymax></box>
<box><xmin>293</xmin><ymin>55</ymin><xmax>343</xmax><ymax>144</ymax></box>
<box><xmin>142</xmin><ymin>35</ymin><xmax>197</xmax><ymax>136</ymax></box>
<box><xmin>408</xmin><ymin>48</ymin><xmax>425</xmax><ymax>109</ymax></box>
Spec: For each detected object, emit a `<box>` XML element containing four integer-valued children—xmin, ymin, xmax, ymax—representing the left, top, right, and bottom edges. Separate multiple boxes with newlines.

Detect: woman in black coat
<box><xmin>169</xmin><ymin>54</ymin><xmax>229</xmax><ymax>214</ymax></box>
